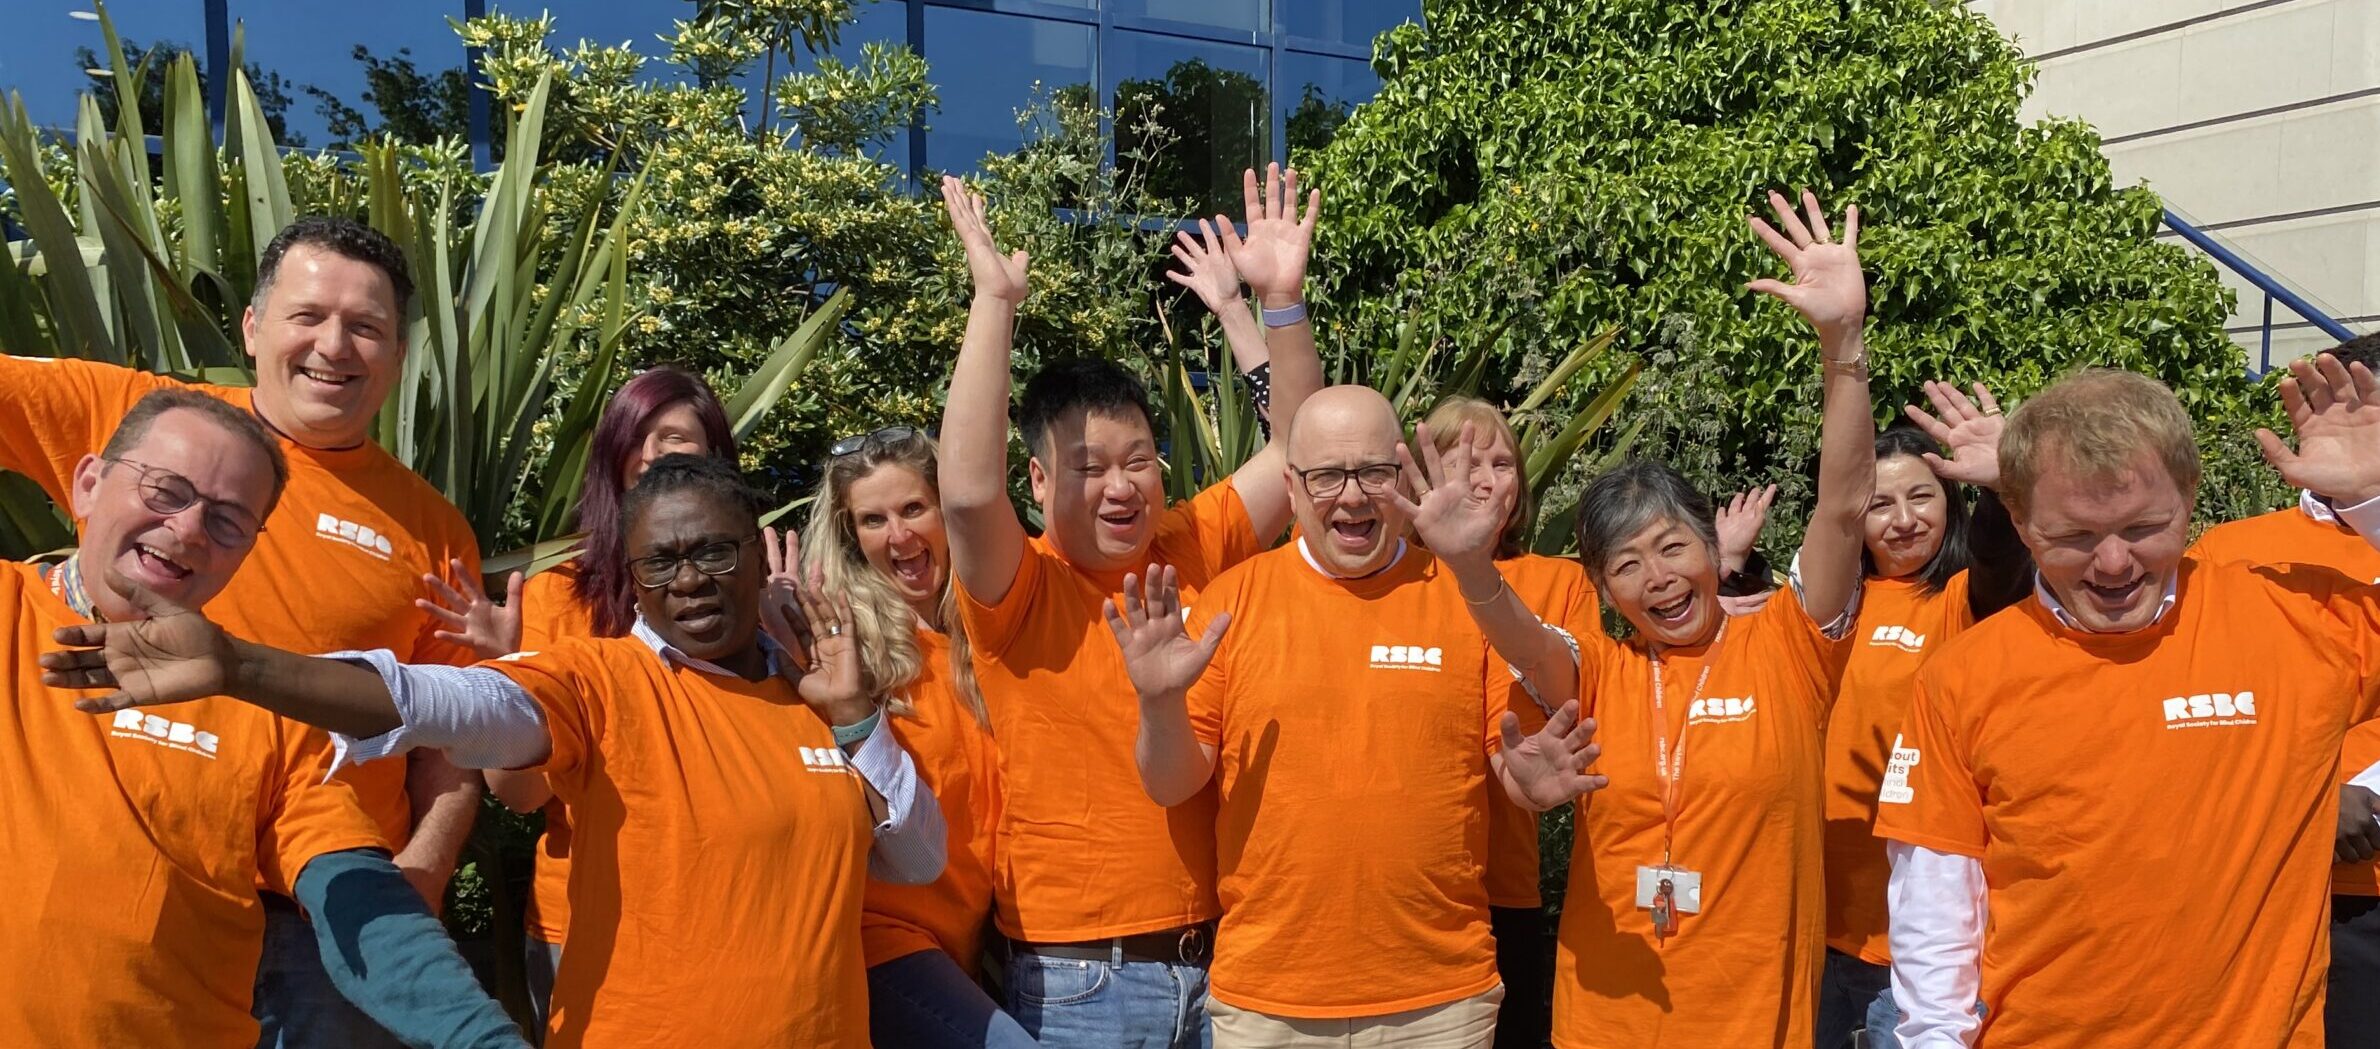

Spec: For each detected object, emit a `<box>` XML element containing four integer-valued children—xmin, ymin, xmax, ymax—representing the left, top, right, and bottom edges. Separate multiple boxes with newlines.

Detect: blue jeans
<box><xmin>252</xmin><ymin>894</ymin><xmax>404</xmax><ymax>1049</ymax></box>
<box><xmin>524</xmin><ymin>939</ymin><xmax>561</xmax><ymax>1046</ymax></box>
<box><xmin>1816</xmin><ymin>948</ymin><xmax>1892</xmax><ymax>1049</ymax></box>
<box><xmin>871</xmin><ymin>949</ymin><xmax>1040</xmax><ymax>1048</ymax></box>
<box><xmin>1863</xmin><ymin>986</ymin><xmax>1903</xmax><ymax>1049</ymax></box>
<box><xmin>1005</xmin><ymin>950</ymin><xmax>1210</xmax><ymax>1049</ymax></box>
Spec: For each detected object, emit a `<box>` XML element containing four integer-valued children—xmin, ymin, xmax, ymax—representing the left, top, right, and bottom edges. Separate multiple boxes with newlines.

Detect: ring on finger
<box><xmin>827</xmin><ymin>624</ymin><xmax>842</xmax><ymax>638</ymax></box>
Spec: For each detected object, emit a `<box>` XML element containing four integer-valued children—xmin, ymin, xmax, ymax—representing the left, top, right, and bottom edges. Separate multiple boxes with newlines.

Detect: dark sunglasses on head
<box><xmin>108</xmin><ymin>457</ymin><xmax>264</xmax><ymax>548</ymax></box>
<box><xmin>830</xmin><ymin>426</ymin><xmax>924</xmax><ymax>458</ymax></box>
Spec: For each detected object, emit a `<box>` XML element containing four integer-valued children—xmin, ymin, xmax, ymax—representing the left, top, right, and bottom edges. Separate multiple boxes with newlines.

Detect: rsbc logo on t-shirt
<box><xmin>2161</xmin><ymin>690</ymin><xmax>2257</xmax><ymax>730</ymax></box>
<box><xmin>1687</xmin><ymin>696</ymin><xmax>1757</xmax><ymax>724</ymax></box>
<box><xmin>1368</xmin><ymin>644</ymin><xmax>1443</xmax><ymax>671</ymax></box>
<box><xmin>315</xmin><ymin>512</ymin><xmax>396</xmax><ymax>559</ymax></box>
<box><xmin>107</xmin><ymin>708</ymin><xmax>220</xmax><ymax>758</ymax></box>
<box><xmin>1869</xmin><ymin>624</ymin><xmax>1927</xmax><ymax>653</ymax></box>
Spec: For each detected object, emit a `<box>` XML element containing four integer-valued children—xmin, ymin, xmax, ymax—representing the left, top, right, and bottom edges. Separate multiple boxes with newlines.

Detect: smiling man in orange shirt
<box><xmin>1876</xmin><ymin>359</ymin><xmax>2380</xmax><ymax>1049</ymax></box>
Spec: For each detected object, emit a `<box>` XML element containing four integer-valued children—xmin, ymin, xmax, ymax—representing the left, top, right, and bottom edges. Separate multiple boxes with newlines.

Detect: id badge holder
<box><xmin>1635</xmin><ymin>864</ymin><xmax>1705</xmax><ymax>938</ymax></box>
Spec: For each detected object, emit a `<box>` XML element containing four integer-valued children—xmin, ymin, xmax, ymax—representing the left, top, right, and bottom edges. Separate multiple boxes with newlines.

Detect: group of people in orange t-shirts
<box><xmin>13</xmin><ymin>167</ymin><xmax>2380</xmax><ymax>1049</ymax></box>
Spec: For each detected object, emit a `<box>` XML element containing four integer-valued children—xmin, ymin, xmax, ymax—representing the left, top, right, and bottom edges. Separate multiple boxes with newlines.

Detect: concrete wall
<box><xmin>1970</xmin><ymin>0</ymin><xmax>2380</xmax><ymax>368</ymax></box>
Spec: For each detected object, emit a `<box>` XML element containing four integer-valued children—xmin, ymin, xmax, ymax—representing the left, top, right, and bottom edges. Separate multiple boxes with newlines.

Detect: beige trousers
<box><xmin>1207</xmin><ymin>984</ymin><xmax>1504</xmax><ymax>1049</ymax></box>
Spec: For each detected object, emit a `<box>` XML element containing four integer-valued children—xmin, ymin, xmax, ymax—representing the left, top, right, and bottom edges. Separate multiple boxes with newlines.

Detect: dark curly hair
<box><xmin>617</xmin><ymin>453</ymin><xmax>768</xmax><ymax>546</ymax></box>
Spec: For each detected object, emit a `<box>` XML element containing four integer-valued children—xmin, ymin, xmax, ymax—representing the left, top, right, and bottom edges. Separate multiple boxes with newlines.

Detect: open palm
<box><xmin>1499</xmin><ymin>701</ymin><xmax>1607</xmax><ymax>809</ymax></box>
<box><xmin>41</xmin><ymin>583</ymin><xmax>237</xmax><ymax>714</ymax></box>
<box><xmin>1103</xmin><ymin>565</ymin><xmax>1230</xmax><ymax>701</ymax></box>
<box><xmin>2260</xmin><ymin>354</ymin><xmax>2380</xmax><ymax>505</ymax></box>
<box><xmin>1904</xmin><ymin>381</ymin><xmax>2006</xmax><ymax>488</ymax></box>
<box><xmin>1222</xmin><ymin>164</ymin><xmax>1320</xmax><ymax>303</ymax></box>
<box><xmin>1747</xmin><ymin>189</ymin><xmax>1865</xmax><ymax>341</ymax></box>
<box><xmin>942</xmin><ymin>175</ymin><xmax>1029</xmax><ymax>305</ymax></box>
<box><xmin>1393</xmin><ymin>422</ymin><xmax>1514</xmax><ymax>567</ymax></box>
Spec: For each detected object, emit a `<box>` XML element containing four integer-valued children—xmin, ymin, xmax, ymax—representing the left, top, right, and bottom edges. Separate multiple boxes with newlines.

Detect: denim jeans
<box><xmin>1005</xmin><ymin>949</ymin><xmax>1210</xmax><ymax>1049</ymax></box>
<box><xmin>1816</xmin><ymin>948</ymin><xmax>1892</xmax><ymax>1049</ymax></box>
<box><xmin>524</xmin><ymin>939</ymin><xmax>561</xmax><ymax>1046</ymax></box>
<box><xmin>252</xmin><ymin>893</ymin><xmax>405</xmax><ymax>1049</ymax></box>
<box><xmin>871</xmin><ymin>949</ymin><xmax>1040</xmax><ymax>1048</ymax></box>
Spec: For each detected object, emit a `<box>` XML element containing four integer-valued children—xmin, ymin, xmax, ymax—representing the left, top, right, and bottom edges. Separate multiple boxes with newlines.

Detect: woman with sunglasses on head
<box><xmin>49</xmin><ymin>452</ymin><xmax>946</xmax><ymax>1047</ymax></box>
<box><xmin>804</xmin><ymin>424</ymin><xmax>1034</xmax><ymax>1048</ymax></box>
<box><xmin>413</xmin><ymin>365</ymin><xmax>736</xmax><ymax>1036</ymax></box>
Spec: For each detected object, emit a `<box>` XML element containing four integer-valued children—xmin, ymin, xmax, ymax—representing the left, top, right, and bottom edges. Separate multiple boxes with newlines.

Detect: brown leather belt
<box><xmin>1011</xmin><ymin>921</ymin><xmax>1215</xmax><ymax>965</ymax></box>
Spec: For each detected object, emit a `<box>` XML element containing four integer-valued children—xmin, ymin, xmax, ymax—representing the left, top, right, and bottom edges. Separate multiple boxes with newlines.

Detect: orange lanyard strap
<box><xmin>1647</xmin><ymin>620</ymin><xmax>1727</xmax><ymax>866</ymax></box>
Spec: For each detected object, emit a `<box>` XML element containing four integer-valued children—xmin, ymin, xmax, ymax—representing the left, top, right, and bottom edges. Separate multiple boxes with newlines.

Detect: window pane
<box><xmin>1281</xmin><ymin>0</ymin><xmax>1421</xmax><ymax>49</ymax></box>
<box><xmin>3</xmin><ymin>3</ymin><xmax>213</xmax><ymax>137</ymax></box>
<box><xmin>777</xmin><ymin>0</ymin><xmax>914</xmax><ymax>174</ymax></box>
<box><xmin>1111</xmin><ymin>31</ymin><xmax>1267</xmax><ymax>216</ymax></box>
<box><xmin>922</xmin><ymin>8</ymin><xmax>1091</xmax><ymax>175</ymax></box>
<box><xmin>1110</xmin><ymin>0</ymin><xmax>1266</xmax><ymax>35</ymax></box>
<box><xmin>234</xmin><ymin>0</ymin><xmax>475</xmax><ymax>149</ymax></box>
<box><xmin>1279</xmin><ymin>51</ymin><xmax>1376</xmax><ymax>161</ymax></box>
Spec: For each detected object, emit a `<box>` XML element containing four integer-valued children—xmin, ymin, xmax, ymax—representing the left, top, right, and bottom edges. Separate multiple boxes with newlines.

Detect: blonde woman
<box><xmin>802</xmin><ymin>425</ymin><xmax>1024</xmax><ymax>1048</ymax></box>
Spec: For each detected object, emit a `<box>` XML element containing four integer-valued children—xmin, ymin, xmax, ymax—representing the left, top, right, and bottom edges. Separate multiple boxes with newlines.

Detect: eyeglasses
<box><xmin>629</xmin><ymin>534</ymin><xmax>760</xmax><ymax>589</ymax></box>
<box><xmin>830</xmin><ymin>426</ymin><xmax>924</xmax><ymax>458</ymax></box>
<box><xmin>107</xmin><ymin>458</ymin><xmax>264</xmax><ymax>548</ymax></box>
<box><xmin>1294</xmin><ymin>462</ymin><xmax>1401</xmax><ymax>499</ymax></box>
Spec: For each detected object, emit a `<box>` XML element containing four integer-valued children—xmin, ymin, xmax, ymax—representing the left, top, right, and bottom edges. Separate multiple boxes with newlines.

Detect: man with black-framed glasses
<box><xmin>0</xmin><ymin>389</ymin><xmax>521</xmax><ymax>1048</ymax></box>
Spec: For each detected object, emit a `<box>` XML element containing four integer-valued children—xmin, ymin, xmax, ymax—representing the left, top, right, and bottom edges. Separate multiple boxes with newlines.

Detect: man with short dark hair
<box><xmin>0</xmin><ymin>391</ymin><xmax>521</xmax><ymax>1048</ymax></box>
<box><xmin>0</xmin><ymin>215</ymin><xmax>486</xmax><ymax>1048</ymax></box>
<box><xmin>935</xmin><ymin>168</ymin><xmax>1324</xmax><ymax>1046</ymax></box>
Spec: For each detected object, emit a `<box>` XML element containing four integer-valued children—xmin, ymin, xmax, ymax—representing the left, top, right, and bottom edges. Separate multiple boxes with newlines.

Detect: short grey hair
<box><xmin>1575</xmin><ymin>460</ymin><xmax>1718</xmax><ymax>585</ymax></box>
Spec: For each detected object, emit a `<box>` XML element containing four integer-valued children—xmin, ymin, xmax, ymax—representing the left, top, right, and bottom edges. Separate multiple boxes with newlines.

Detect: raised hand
<box><xmin>2338</xmin><ymin>785</ymin><xmax>2380</xmax><ymax>864</ymax></box>
<box><xmin>941</xmin><ymin>174</ymin><xmax>1029</xmax><ymax>306</ymax></box>
<box><xmin>415</xmin><ymin>559</ymin><xmax>523</xmax><ymax>661</ymax></box>
<box><xmin>1221</xmin><ymin>163</ymin><xmax>1320</xmax><ymax>305</ymax></box>
<box><xmin>40</xmin><ymin>574</ymin><xmax>238</xmax><ymax>713</ymax></box>
<box><xmin>1715</xmin><ymin>484</ymin><xmax>1778</xmax><ymax>576</ymax></box>
<box><xmin>1498</xmin><ymin>700</ymin><xmax>1608</xmax><ymax>810</ymax></box>
<box><xmin>758</xmin><ymin>526</ymin><xmax>818</xmax><ymax>667</ymax></box>
<box><xmin>787</xmin><ymin>566</ymin><xmax>872</xmax><ymax>727</ymax></box>
<box><xmin>1102</xmin><ymin>565</ymin><xmax>1231</xmax><ymax>702</ymax></box>
<box><xmin>1746</xmin><ymin>189</ymin><xmax>1865</xmax><ymax>345</ymax></box>
<box><xmin>1164</xmin><ymin>218</ymin><xmax>1247</xmax><ymax>317</ymax></box>
<box><xmin>2259</xmin><ymin>355</ymin><xmax>2380</xmax><ymax>506</ymax></box>
<box><xmin>1392</xmin><ymin>422</ymin><xmax>1516</xmax><ymax>570</ymax></box>
<box><xmin>1903</xmin><ymin>380</ymin><xmax>2007</xmax><ymax>489</ymax></box>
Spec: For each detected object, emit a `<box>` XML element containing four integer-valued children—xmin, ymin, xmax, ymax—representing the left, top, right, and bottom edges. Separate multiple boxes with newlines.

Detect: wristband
<box><xmin>1260</xmin><ymin>301</ymin><xmax>1308</xmax><ymax>328</ymax></box>
<box><xmin>831</xmin><ymin>706</ymin><xmax>883</xmax><ymax>748</ymax></box>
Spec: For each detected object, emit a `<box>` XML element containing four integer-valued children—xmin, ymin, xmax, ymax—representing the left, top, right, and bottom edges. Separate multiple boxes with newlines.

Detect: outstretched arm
<box><xmin>1104</xmin><ymin>566</ymin><xmax>1227</xmax><ymax>807</ymax></box>
<box><xmin>294</xmin><ymin>849</ymin><xmax>531</xmax><ymax>1048</ymax></box>
<box><xmin>936</xmin><ymin>176</ymin><xmax>1033</xmax><ymax>605</ymax></box>
<box><xmin>1747</xmin><ymin>190</ymin><xmax>1873</xmax><ymax>626</ymax></box>
<box><xmin>1223</xmin><ymin>165</ymin><xmax>1325</xmax><ymax>540</ymax></box>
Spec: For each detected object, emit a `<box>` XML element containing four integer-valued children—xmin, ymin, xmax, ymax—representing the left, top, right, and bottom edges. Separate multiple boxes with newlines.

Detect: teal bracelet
<box><xmin>832</xmin><ymin>706</ymin><xmax>883</xmax><ymax>748</ymax></box>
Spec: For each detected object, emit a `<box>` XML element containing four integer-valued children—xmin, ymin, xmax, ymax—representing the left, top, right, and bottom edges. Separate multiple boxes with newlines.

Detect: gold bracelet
<box><xmin>1463</xmin><ymin>573</ymin><xmax>1509</xmax><ymax>607</ymax></box>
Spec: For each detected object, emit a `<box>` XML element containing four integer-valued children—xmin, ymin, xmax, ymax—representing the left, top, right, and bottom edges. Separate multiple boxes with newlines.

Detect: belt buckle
<box><xmin>1177</xmin><ymin>924</ymin><xmax>1208</xmax><ymax>964</ymax></box>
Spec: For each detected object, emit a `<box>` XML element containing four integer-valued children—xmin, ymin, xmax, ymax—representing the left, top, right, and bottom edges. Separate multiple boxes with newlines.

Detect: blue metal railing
<box><xmin>2161</xmin><ymin>207</ymin><xmax>2356</xmax><ymax>375</ymax></box>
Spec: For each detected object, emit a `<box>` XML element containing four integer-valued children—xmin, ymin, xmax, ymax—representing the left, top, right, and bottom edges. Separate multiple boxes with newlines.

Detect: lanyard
<box><xmin>44</xmin><ymin>554</ymin><xmax>101</xmax><ymax>622</ymax></box>
<box><xmin>1647</xmin><ymin>619</ymin><xmax>1726</xmax><ymax>867</ymax></box>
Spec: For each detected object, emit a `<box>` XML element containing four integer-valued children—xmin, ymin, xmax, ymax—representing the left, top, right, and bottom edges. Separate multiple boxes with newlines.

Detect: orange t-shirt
<box><xmin>957</xmin><ymin>479</ymin><xmax>1262</xmax><ymax>940</ymax></box>
<box><xmin>861</xmin><ymin>627</ymin><xmax>1003</xmax><ymax>974</ymax></box>
<box><xmin>1182</xmin><ymin>545</ymin><xmax>1552</xmax><ymax>1018</ymax></box>
<box><xmin>516</xmin><ymin>563</ymin><xmax>598</xmax><ymax>944</ymax></box>
<box><xmin>2192</xmin><ymin>504</ymin><xmax>2380</xmax><ymax>897</ymax></box>
<box><xmin>0</xmin><ymin>355</ymin><xmax>483</xmax><ymax>849</ymax></box>
<box><xmin>1822</xmin><ymin>570</ymin><xmax>1975</xmax><ymax>964</ymax></box>
<box><xmin>1873</xmin><ymin>558</ymin><xmax>2380</xmax><ymax>1049</ymax></box>
<box><xmin>487</xmin><ymin>636</ymin><xmax>875</xmax><ymax>1048</ymax></box>
<box><xmin>0</xmin><ymin>561</ymin><xmax>386</xmax><ymax>1047</ymax></box>
<box><xmin>1485</xmin><ymin>554</ymin><xmax>1600</xmax><ymax>910</ymax></box>
<box><xmin>1552</xmin><ymin>589</ymin><xmax>1852</xmax><ymax>1049</ymax></box>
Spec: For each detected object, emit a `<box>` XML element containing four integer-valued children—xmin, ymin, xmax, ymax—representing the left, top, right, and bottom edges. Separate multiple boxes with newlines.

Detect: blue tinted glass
<box><xmin>1110</xmin><ymin>30</ymin><xmax>1267</xmax><ymax>216</ymax></box>
<box><xmin>2</xmin><ymin>2</ymin><xmax>211</xmax><ymax>136</ymax></box>
<box><xmin>1278</xmin><ymin>51</ymin><xmax>1376</xmax><ymax>162</ymax></box>
<box><xmin>1281</xmin><ymin>0</ymin><xmax>1421</xmax><ymax>49</ymax></box>
<box><xmin>233</xmin><ymin>0</ymin><xmax>471</xmax><ymax>149</ymax></box>
<box><xmin>773</xmin><ymin>0</ymin><xmax>913</xmax><ymax>173</ymax></box>
<box><xmin>922</xmin><ymin>8</ymin><xmax>1091</xmax><ymax>175</ymax></box>
<box><xmin>1111</xmin><ymin>0</ymin><xmax>1265</xmax><ymax>34</ymax></box>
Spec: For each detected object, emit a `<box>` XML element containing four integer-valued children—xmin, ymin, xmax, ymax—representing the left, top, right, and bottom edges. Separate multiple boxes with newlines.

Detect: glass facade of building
<box><xmin>4</xmin><ymin>1</ymin><xmax>1418</xmax><ymax>212</ymax></box>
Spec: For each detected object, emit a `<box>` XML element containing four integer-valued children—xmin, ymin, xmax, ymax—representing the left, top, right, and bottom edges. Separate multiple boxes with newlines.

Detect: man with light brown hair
<box><xmin>1874</xmin><ymin>360</ymin><xmax>2380</xmax><ymax>1049</ymax></box>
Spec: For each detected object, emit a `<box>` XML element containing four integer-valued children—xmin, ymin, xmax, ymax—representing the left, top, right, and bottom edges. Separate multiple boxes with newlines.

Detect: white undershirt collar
<box><xmin>1296</xmin><ymin>536</ymin><xmax>1408</xmax><ymax>580</ymax></box>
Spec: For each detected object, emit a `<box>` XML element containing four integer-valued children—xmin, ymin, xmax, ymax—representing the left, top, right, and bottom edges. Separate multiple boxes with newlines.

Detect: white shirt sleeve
<box><xmin>1888</xmin><ymin>840</ymin><xmax>1989</xmax><ymax>1048</ymax></box>
<box><xmin>2352</xmin><ymin>760</ymin><xmax>2380</xmax><ymax>795</ymax></box>
<box><xmin>323</xmin><ymin>650</ymin><xmax>551</xmax><ymax>773</ymax></box>
<box><xmin>2334</xmin><ymin>491</ymin><xmax>2380</xmax><ymax>552</ymax></box>
<box><xmin>848</xmin><ymin>713</ymin><xmax>947</xmax><ymax>885</ymax></box>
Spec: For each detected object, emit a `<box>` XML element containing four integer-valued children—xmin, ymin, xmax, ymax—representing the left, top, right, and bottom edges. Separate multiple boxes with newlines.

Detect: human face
<box><xmin>68</xmin><ymin>410</ymin><xmax>276</xmax><ymax>620</ymax></box>
<box><xmin>2014</xmin><ymin>451</ymin><xmax>2192</xmax><ymax>634</ymax></box>
<box><xmin>625</xmin><ymin>491</ymin><xmax>765</xmax><ymax>669</ymax></box>
<box><xmin>846</xmin><ymin>463</ymin><xmax>948</xmax><ymax>617</ymax></box>
<box><xmin>622</xmin><ymin>400</ymin><xmax>713</xmax><ymax>490</ymax></box>
<box><xmin>241</xmin><ymin>245</ymin><xmax>406</xmax><ymax>449</ymax></box>
<box><xmin>1027</xmin><ymin>409</ymin><xmax>1164</xmax><ymax>573</ymax></box>
<box><xmin>1597</xmin><ymin>515</ymin><xmax>1722</xmax><ymax>649</ymax></box>
<box><xmin>1864</xmin><ymin>454</ymin><xmax>1950</xmax><ymax>580</ymax></box>
<box><xmin>1285</xmin><ymin>413</ymin><xmax>1409</xmax><ymax>578</ymax></box>
<box><xmin>1471</xmin><ymin>431</ymin><xmax>1523</xmax><ymax>538</ymax></box>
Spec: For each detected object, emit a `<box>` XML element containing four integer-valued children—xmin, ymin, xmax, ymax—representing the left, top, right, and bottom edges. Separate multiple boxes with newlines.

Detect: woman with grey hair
<box><xmin>1547</xmin><ymin>191</ymin><xmax>1876</xmax><ymax>1047</ymax></box>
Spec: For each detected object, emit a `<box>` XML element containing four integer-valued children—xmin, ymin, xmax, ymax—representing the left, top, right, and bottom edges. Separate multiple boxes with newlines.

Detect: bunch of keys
<box><xmin>1650</xmin><ymin>876</ymin><xmax>1677</xmax><ymax>941</ymax></box>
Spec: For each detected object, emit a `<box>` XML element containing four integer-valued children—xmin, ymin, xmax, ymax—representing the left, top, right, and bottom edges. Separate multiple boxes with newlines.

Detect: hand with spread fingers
<box><xmin>757</xmin><ymin>525</ymin><xmax>872</xmax><ymax>725</ymax></box>
<box><xmin>1497</xmin><ymin>700</ymin><xmax>1609</xmax><ymax>811</ymax></box>
<box><xmin>2258</xmin><ymin>354</ymin><xmax>2380</xmax><ymax>507</ymax></box>
<box><xmin>414</xmin><ymin>558</ymin><xmax>524</xmax><ymax>661</ymax></box>
<box><xmin>40</xmin><ymin>574</ymin><xmax>238</xmax><ymax>714</ymax></box>
<box><xmin>1103</xmin><ymin>565</ymin><xmax>1231</xmax><ymax>704</ymax></box>
<box><xmin>1392</xmin><ymin>421</ymin><xmax>1517</xmax><ymax>572</ymax></box>
<box><xmin>1716</xmin><ymin>484</ymin><xmax>1778</xmax><ymax>578</ymax></box>
<box><xmin>1905</xmin><ymin>380</ymin><xmax>2008</xmax><ymax>489</ymax></box>
<box><xmin>1746</xmin><ymin>189</ymin><xmax>1866</xmax><ymax>348</ymax></box>
<box><xmin>1165</xmin><ymin>218</ymin><xmax>1247</xmax><ymax>316</ymax></box>
<box><xmin>942</xmin><ymin>174</ymin><xmax>1029</xmax><ymax>306</ymax></box>
<box><xmin>1222</xmin><ymin>163</ymin><xmax>1321</xmax><ymax>305</ymax></box>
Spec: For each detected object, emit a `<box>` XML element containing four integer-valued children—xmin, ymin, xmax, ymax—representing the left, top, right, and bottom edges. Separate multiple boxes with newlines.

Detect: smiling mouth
<box><xmin>1647</xmin><ymin>591</ymin><xmax>1695</xmax><ymax>626</ymax></box>
<box><xmin>1097</xmin><ymin>509</ymin><xmax>1141</xmax><ymax>533</ymax></box>
<box><xmin>2081</xmin><ymin>577</ymin><xmax>2146</xmax><ymax>607</ymax></box>
<box><xmin>1328</xmin><ymin>518</ymin><xmax>1378</xmax><ymax>547</ymax></box>
<box><xmin>298</xmin><ymin>366</ymin><xmax>357</xmax><ymax>389</ymax></box>
<box><xmin>890</xmin><ymin>551</ymin><xmax>934</xmax><ymax>587</ymax></box>
<box><xmin>132</xmin><ymin>542</ymin><xmax>192</xmax><ymax>580</ymax></box>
